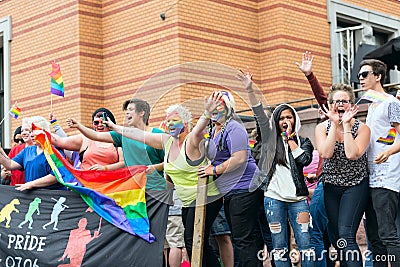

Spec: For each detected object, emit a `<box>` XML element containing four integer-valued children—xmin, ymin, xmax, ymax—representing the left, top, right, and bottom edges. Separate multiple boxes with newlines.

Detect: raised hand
<box><xmin>204</xmin><ymin>92</ymin><xmax>222</xmax><ymax>115</ymax></box>
<box><xmin>320</xmin><ymin>103</ymin><xmax>340</xmax><ymax>124</ymax></box>
<box><xmin>341</xmin><ymin>104</ymin><xmax>359</xmax><ymax>124</ymax></box>
<box><xmin>296</xmin><ymin>51</ymin><xmax>314</xmax><ymax>76</ymax></box>
<box><xmin>66</xmin><ymin>118</ymin><xmax>79</xmax><ymax>128</ymax></box>
<box><xmin>237</xmin><ymin>67</ymin><xmax>253</xmax><ymax>91</ymax></box>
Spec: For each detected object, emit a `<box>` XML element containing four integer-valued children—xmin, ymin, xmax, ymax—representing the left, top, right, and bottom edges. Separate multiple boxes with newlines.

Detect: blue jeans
<box><xmin>309</xmin><ymin>182</ymin><xmax>330</xmax><ymax>267</ymax></box>
<box><xmin>324</xmin><ymin>178</ymin><xmax>369</xmax><ymax>267</ymax></box>
<box><xmin>264</xmin><ymin>197</ymin><xmax>314</xmax><ymax>267</ymax></box>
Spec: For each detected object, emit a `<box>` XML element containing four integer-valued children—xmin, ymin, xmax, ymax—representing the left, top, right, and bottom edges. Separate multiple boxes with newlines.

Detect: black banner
<box><xmin>0</xmin><ymin>185</ymin><xmax>170</xmax><ymax>267</ymax></box>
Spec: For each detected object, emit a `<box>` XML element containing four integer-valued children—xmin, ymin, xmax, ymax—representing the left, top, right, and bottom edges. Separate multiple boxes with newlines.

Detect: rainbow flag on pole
<box><xmin>33</xmin><ymin>124</ymin><xmax>155</xmax><ymax>242</ymax></box>
<box><xmin>9</xmin><ymin>104</ymin><xmax>21</xmax><ymax>119</ymax></box>
<box><xmin>360</xmin><ymin>90</ymin><xmax>389</xmax><ymax>104</ymax></box>
<box><xmin>49</xmin><ymin>61</ymin><xmax>64</xmax><ymax>97</ymax></box>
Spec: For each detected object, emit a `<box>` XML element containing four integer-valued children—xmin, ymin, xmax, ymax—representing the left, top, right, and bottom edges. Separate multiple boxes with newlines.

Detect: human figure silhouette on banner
<box><xmin>0</xmin><ymin>198</ymin><xmax>20</xmax><ymax>228</ymax></box>
<box><xmin>58</xmin><ymin>217</ymin><xmax>101</xmax><ymax>267</ymax></box>
<box><xmin>18</xmin><ymin>197</ymin><xmax>41</xmax><ymax>229</ymax></box>
<box><xmin>43</xmin><ymin>197</ymin><xmax>68</xmax><ymax>230</ymax></box>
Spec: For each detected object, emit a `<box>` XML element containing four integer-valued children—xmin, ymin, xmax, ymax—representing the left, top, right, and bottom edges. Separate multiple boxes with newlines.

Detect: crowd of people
<box><xmin>1</xmin><ymin>51</ymin><xmax>400</xmax><ymax>267</ymax></box>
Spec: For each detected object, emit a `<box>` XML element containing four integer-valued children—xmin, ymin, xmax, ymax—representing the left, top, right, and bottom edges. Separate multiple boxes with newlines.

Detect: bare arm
<box><xmin>103</xmin><ymin>119</ymin><xmax>169</xmax><ymax>150</ymax></box>
<box><xmin>187</xmin><ymin>92</ymin><xmax>222</xmax><ymax>156</ymax></box>
<box><xmin>51</xmin><ymin>133</ymin><xmax>84</xmax><ymax>152</ymax></box>
<box><xmin>341</xmin><ymin>106</ymin><xmax>371</xmax><ymax>160</ymax></box>
<box><xmin>0</xmin><ymin>147</ymin><xmax>23</xmax><ymax>170</ymax></box>
<box><xmin>214</xmin><ymin>150</ymin><xmax>247</xmax><ymax>175</ymax></box>
<box><xmin>15</xmin><ymin>174</ymin><xmax>57</xmax><ymax>191</ymax></box>
<box><xmin>315</xmin><ymin>122</ymin><xmax>336</xmax><ymax>159</ymax></box>
<box><xmin>374</xmin><ymin>122</ymin><xmax>400</xmax><ymax>163</ymax></box>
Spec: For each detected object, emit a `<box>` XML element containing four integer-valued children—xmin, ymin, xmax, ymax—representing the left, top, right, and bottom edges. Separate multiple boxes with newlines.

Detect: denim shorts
<box><xmin>210</xmin><ymin>206</ymin><xmax>231</xmax><ymax>236</ymax></box>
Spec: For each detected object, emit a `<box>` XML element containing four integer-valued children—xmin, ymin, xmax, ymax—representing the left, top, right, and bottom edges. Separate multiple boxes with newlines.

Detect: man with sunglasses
<box><xmin>358</xmin><ymin>59</ymin><xmax>400</xmax><ymax>267</ymax></box>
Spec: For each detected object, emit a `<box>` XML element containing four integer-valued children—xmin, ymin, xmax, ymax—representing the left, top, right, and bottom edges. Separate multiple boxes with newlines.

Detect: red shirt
<box><xmin>8</xmin><ymin>143</ymin><xmax>26</xmax><ymax>185</ymax></box>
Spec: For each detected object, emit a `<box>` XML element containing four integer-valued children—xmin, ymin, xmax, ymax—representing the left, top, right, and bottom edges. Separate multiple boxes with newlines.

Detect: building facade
<box><xmin>1</xmin><ymin>0</ymin><xmax>399</xmax><ymax>147</ymax></box>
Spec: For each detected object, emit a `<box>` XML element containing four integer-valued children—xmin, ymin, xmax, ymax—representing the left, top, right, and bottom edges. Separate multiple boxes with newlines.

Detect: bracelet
<box><xmin>213</xmin><ymin>165</ymin><xmax>217</xmax><ymax>176</ymax></box>
<box><xmin>281</xmin><ymin>131</ymin><xmax>296</xmax><ymax>141</ymax></box>
<box><xmin>104</xmin><ymin>165</ymin><xmax>108</xmax><ymax>171</ymax></box>
<box><xmin>50</xmin><ymin>119</ymin><xmax>59</xmax><ymax>126</ymax></box>
<box><xmin>202</xmin><ymin>112</ymin><xmax>211</xmax><ymax>120</ymax></box>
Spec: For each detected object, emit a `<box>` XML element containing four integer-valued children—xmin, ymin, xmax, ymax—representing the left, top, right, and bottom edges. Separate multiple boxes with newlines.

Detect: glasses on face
<box><xmin>14</xmin><ymin>138</ymin><xmax>24</xmax><ymax>143</ymax></box>
<box><xmin>329</xmin><ymin>99</ymin><xmax>351</xmax><ymax>105</ymax></box>
<box><xmin>93</xmin><ymin>120</ymin><xmax>102</xmax><ymax>126</ymax></box>
<box><xmin>357</xmin><ymin>71</ymin><xmax>374</xmax><ymax>80</ymax></box>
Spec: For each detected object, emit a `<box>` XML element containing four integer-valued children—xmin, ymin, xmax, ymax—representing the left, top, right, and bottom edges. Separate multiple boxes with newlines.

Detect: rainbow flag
<box><xmin>9</xmin><ymin>105</ymin><xmax>21</xmax><ymax>119</ymax></box>
<box><xmin>377</xmin><ymin>128</ymin><xmax>397</xmax><ymax>145</ymax></box>
<box><xmin>249</xmin><ymin>139</ymin><xmax>256</xmax><ymax>148</ymax></box>
<box><xmin>49</xmin><ymin>61</ymin><xmax>64</xmax><ymax>97</ymax></box>
<box><xmin>360</xmin><ymin>90</ymin><xmax>389</xmax><ymax>104</ymax></box>
<box><xmin>33</xmin><ymin>125</ymin><xmax>155</xmax><ymax>242</ymax></box>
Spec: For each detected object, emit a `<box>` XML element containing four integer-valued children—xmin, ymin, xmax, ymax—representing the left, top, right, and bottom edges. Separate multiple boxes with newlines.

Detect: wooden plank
<box><xmin>190</xmin><ymin>176</ymin><xmax>209</xmax><ymax>267</ymax></box>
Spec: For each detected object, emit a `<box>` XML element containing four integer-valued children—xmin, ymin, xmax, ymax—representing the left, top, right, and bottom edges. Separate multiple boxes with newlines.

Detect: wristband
<box><xmin>281</xmin><ymin>131</ymin><xmax>296</xmax><ymax>141</ymax></box>
<box><xmin>213</xmin><ymin>165</ymin><xmax>217</xmax><ymax>176</ymax></box>
<box><xmin>50</xmin><ymin>119</ymin><xmax>59</xmax><ymax>126</ymax></box>
<box><xmin>104</xmin><ymin>166</ymin><xmax>108</xmax><ymax>171</ymax></box>
<box><xmin>202</xmin><ymin>111</ymin><xmax>211</xmax><ymax>120</ymax></box>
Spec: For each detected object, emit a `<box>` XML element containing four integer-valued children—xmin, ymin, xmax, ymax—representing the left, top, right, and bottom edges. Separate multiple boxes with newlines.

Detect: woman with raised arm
<box><xmin>238</xmin><ymin>70</ymin><xmax>314</xmax><ymax>267</ymax></box>
<box><xmin>67</xmin><ymin>94</ymin><xmax>224</xmax><ymax>267</ymax></box>
<box><xmin>315</xmin><ymin>84</ymin><xmax>370</xmax><ymax>267</ymax></box>
<box><xmin>199</xmin><ymin>90</ymin><xmax>264</xmax><ymax>267</ymax></box>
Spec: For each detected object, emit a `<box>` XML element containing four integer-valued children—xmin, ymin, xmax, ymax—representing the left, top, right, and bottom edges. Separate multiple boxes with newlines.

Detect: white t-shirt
<box><xmin>265</xmin><ymin>138</ymin><xmax>307</xmax><ymax>202</ymax></box>
<box><xmin>366</xmin><ymin>95</ymin><xmax>400</xmax><ymax>192</ymax></box>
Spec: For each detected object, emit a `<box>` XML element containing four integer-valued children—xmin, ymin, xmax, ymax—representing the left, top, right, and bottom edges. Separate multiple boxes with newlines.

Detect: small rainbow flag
<box><xmin>377</xmin><ymin>128</ymin><xmax>397</xmax><ymax>145</ymax></box>
<box><xmin>9</xmin><ymin>105</ymin><xmax>21</xmax><ymax>119</ymax></box>
<box><xmin>49</xmin><ymin>61</ymin><xmax>64</xmax><ymax>97</ymax></box>
<box><xmin>360</xmin><ymin>90</ymin><xmax>389</xmax><ymax>104</ymax></box>
<box><xmin>249</xmin><ymin>139</ymin><xmax>256</xmax><ymax>148</ymax></box>
<box><xmin>33</xmin><ymin>125</ymin><xmax>154</xmax><ymax>242</ymax></box>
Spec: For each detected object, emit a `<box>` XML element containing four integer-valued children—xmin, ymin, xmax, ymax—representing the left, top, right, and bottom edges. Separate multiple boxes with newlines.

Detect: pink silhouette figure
<box><xmin>58</xmin><ymin>218</ymin><xmax>100</xmax><ymax>267</ymax></box>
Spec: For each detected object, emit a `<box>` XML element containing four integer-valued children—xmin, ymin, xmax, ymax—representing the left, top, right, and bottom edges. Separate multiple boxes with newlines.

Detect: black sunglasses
<box><xmin>329</xmin><ymin>100</ymin><xmax>351</xmax><ymax>105</ymax></box>
<box><xmin>357</xmin><ymin>71</ymin><xmax>374</xmax><ymax>80</ymax></box>
<box><xmin>93</xmin><ymin>120</ymin><xmax>102</xmax><ymax>126</ymax></box>
<box><xmin>14</xmin><ymin>138</ymin><xmax>24</xmax><ymax>143</ymax></box>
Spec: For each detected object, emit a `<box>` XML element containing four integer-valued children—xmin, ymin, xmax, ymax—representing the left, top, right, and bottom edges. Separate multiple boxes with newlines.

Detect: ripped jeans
<box><xmin>264</xmin><ymin>197</ymin><xmax>314</xmax><ymax>267</ymax></box>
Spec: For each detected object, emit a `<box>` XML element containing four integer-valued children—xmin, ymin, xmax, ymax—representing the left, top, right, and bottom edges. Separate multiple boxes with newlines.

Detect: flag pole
<box><xmin>50</xmin><ymin>94</ymin><xmax>53</xmax><ymax>114</ymax></box>
<box><xmin>191</xmin><ymin>174</ymin><xmax>209</xmax><ymax>267</ymax></box>
<box><xmin>0</xmin><ymin>107</ymin><xmax>13</xmax><ymax>126</ymax></box>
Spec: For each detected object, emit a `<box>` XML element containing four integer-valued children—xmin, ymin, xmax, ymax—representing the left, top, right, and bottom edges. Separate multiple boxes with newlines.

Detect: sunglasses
<box><xmin>93</xmin><ymin>120</ymin><xmax>103</xmax><ymax>126</ymax></box>
<box><xmin>14</xmin><ymin>138</ymin><xmax>24</xmax><ymax>143</ymax></box>
<box><xmin>357</xmin><ymin>71</ymin><xmax>374</xmax><ymax>80</ymax></box>
<box><xmin>329</xmin><ymin>99</ymin><xmax>351</xmax><ymax>105</ymax></box>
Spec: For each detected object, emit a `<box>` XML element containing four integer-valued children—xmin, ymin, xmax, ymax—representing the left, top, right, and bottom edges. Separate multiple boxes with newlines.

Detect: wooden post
<box><xmin>190</xmin><ymin>176</ymin><xmax>209</xmax><ymax>267</ymax></box>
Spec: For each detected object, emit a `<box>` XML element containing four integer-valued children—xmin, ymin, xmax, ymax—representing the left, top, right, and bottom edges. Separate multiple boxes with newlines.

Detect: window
<box><xmin>0</xmin><ymin>16</ymin><xmax>12</xmax><ymax>147</ymax></box>
<box><xmin>328</xmin><ymin>0</ymin><xmax>400</xmax><ymax>88</ymax></box>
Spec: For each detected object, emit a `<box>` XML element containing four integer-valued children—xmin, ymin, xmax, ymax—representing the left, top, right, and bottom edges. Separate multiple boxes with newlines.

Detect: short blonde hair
<box><xmin>22</xmin><ymin>116</ymin><xmax>50</xmax><ymax>131</ymax></box>
<box><xmin>166</xmin><ymin>104</ymin><xmax>193</xmax><ymax>130</ymax></box>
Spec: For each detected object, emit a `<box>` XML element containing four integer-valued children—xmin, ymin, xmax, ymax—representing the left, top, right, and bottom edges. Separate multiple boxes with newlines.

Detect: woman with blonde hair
<box><xmin>0</xmin><ymin>116</ymin><xmax>66</xmax><ymax>191</ymax></box>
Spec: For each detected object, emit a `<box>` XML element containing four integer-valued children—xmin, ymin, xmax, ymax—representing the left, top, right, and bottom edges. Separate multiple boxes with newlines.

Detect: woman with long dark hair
<box><xmin>238</xmin><ymin>70</ymin><xmax>314</xmax><ymax>267</ymax></box>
